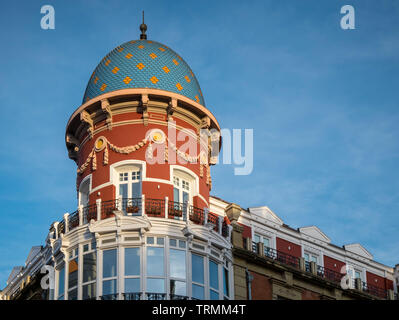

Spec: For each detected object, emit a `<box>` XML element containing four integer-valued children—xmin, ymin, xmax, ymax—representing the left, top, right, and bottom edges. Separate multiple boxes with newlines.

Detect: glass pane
<box><xmin>223</xmin><ymin>268</ymin><xmax>229</xmax><ymax>296</ymax></box>
<box><xmin>173</xmin><ymin>187</ymin><xmax>180</xmax><ymax>203</ymax></box>
<box><xmin>146</xmin><ymin>237</ymin><xmax>154</xmax><ymax>244</ymax></box>
<box><xmin>170</xmin><ymin>280</ymin><xmax>186</xmax><ymax>296</ymax></box>
<box><xmin>68</xmin><ymin>258</ymin><xmax>78</xmax><ymax>289</ymax></box>
<box><xmin>119</xmin><ymin>183</ymin><xmax>128</xmax><ymax>198</ymax></box>
<box><xmin>209</xmin><ymin>260</ymin><xmax>219</xmax><ymax>290</ymax></box>
<box><xmin>68</xmin><ymin>288</ymin><xmax>77</xmax><ymax>300</ymax></box>
<box><xmin>132</xmin><ymin>182</ymin><xmax>141</xmax><ymax>198</ymax></box>
<box><xmin>170</xmin><ymin>249</ymin><xmax>186</xmax><ymax>279</ymax></box>
<box><xmin>263</xmin><ymin>238</ymin><xmax>270</xmax><ymax>248</ymax></box>
<box><xmin>125</xmin><ymin>278</ymin><xmax>140</xmax><ymax>293</ymax></box>
<box><xmin>182</xmin><ymin>191</ymin><xmax>189</xmax><ymax>204</ymax></box>
<box><xmin>192</xmin><ymin>254</ymin><xmax>204</xmax><ymax>284</ymax></box>
<box><xmin>82</xmin><ymin>283</ymin><xmax>96</xmax><ymax>300</ymax></box>
<box><xmin>157</xmin><ymin>237</ymin><xmax>164</xmax><ymax>245</ymax></box>
<box><xmin>125</xmin><ymin>248</ymin><xmax>140</xmax><ymax>276</ymax></box>
<box><xmin>254</xmin><ymin>234</ymin><xmax>260</xmax><ymax>243</ymax></box>
<box><xmin>57</xmin><ymin>267</ymin><xmax>65</xmax><ymax>297</ymax></box>
<box><xmin>311</xmin><ymin>255</ymin><xmax>318</xmax><ymax>263</ymax></box>
<box><xmin>147</xmin><ymin>247</ymin><xmax>164</xmax><ymax>276</ymax></box>
<box><xmin>103</xmin><ymin>279</ymin><xmax>117</xmax><ymax>295</ymax></box>
<box><xmin>147</xmin><ymin>278</ymin><xmax>165</xmax><ymax>293</ymax></box>
<box><xmin>103</xmin><ymin>249</ymin><xmax>117</xmax><ymax>278</ymax></box>
<box><xmin>83</xmin><ymin>252</ymin><xmax>97</xmax><ymax>283</ymax></box>
<box><xmin>304</xmin><ymin>253</ymin><xmax>309</xmax><ymax>262</ymax></box>
<box><xmin>178</xmin><ymin>240</ymin><xmax>186</xmax><ymax>249</ymax></box>
<box><xmin>210</xmin><ymin>289</ymin><xmax>219</xmax><ymax>300</ymax></box>
<box><xmin>355</xmin><ymin>271</ymin><xmax>361</xmax><ymax>279</ymax></box>
<box><xmin>192</xmin><ymin>284</ymin><xmax>204</xmax><ymax>299</ymax></box>
<box><xmin>169</xmin><ymin>239</ymin><xmax>177</xmax><ymax>247</ymax></box>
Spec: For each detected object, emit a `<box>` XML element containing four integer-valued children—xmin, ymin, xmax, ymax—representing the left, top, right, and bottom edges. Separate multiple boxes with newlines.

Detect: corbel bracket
<box><xmin>167</xmin><ymin>98</ymin><xmax>177</xmax><ymax>121</ymax></box>
<box><xmin>80</xmin><ymin>110</ymin><xmax>94</xmax><ymax>139</ymax></box>
<box><xmin>141</xmin><ymin>94</ymin><xmax>149</xmax><ymax>126</ymax></box>
<box><xmin>101</xmin><ymin>98</ymin><xmax>112</xmax><ymax>130</ymax></box>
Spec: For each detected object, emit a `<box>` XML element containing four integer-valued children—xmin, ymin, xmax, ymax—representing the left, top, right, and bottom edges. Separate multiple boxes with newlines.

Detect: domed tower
<box><xmin>56</xmin><ymin>23</ymin><xmax>232</xmax><ymax>301</ymax></box>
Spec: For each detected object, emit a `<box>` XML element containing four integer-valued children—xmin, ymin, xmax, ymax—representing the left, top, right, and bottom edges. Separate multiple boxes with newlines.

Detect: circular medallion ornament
<box><xmin>148</xmin><ymin>129</ymin><xmax>166</xmax><ymax>144</ymax></box>
<box><xmin>94</xmin><ymin>136</ymin><xmax>107</xmax><ymax>151</ymax></box>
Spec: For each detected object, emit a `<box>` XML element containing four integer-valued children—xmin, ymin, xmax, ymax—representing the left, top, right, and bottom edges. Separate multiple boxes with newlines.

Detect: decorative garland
<box><xmin>77</xmin><ymin>130</ymin><xmax>209</xmax><ymax>176</ymax></box>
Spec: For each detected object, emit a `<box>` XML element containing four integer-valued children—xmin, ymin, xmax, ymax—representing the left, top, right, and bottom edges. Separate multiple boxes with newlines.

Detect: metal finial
<box><xmin>140</xmin><ymin>11</ymin><xmax>147</xmax><ymax>40</ymax></box>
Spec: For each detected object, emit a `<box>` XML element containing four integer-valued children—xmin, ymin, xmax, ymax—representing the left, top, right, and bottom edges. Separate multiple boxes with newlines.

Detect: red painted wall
<box><xmin>75</xmin><ymin>110</ymin><xmax>211</xmax><ymax>207</ymax></box>
<box><xmin>366</xmin><ymin>271</ymin><xmax>387</xmax><ymax>289</ymax></box>
<box><xmin>323</xmin><ymin>255</ymin><xmax>346</xmax><ymax>274</ymax></box>
<box><xmin>276</xmin><ymin>237</ymin><xmax>301</xmax><ymax>258</ymax></box>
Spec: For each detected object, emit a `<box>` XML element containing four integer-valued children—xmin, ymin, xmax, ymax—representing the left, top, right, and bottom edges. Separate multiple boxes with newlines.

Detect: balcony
<box><xmin>56</xmin><ymin>197</ymin><xmax>231</xmax><ymax>240</ymax></box>
<box><xmin>250</xmin><ymin>241</ymin><xmax>391</xmax><ymax>300</ymax></box>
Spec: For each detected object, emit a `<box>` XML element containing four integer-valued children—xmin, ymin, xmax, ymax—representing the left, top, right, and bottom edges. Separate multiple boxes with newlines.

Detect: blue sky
<box><xmin>0</xmin><ymin>0</ymin><xmax>398</xmax><ymax>287</ymax></box>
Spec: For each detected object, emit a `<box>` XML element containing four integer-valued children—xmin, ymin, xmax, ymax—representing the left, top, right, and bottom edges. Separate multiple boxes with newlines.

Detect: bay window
<box><xmin>124</xmin><ymin>247</ymin><xmax>141</xmax><ymax>293</ymax></box>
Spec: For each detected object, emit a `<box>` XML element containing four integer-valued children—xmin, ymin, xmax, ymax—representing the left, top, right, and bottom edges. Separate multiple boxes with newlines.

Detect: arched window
<box><xmin>116</xmin><ymin>166</ymin><xmax>142</xmax><ymax>200</ymax></box>
<box><xmin>172</xmin><ymin>170</ymin><xmax>194</xmax><ymax>205</ymax></box>
<box><xmin>79</xmin><ymin>177</ymin><xmax>90</xmax><ymax>207</ymax></box>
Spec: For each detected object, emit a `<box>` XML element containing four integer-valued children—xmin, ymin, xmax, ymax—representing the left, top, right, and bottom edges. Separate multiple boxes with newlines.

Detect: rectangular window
<box><xmin>147</xmin><ymin>278</ymin><xmax>165</xmax><ymax>293</ymax></box>
<box><xmin>57</xmin><ymin>267</ymin><xmax>65</xmax><ymax>300</ymax></box>
<box><xmin>103</xmin><ymin>249</ymin><xmax>117</xmax><ymax>278</ymax></box>
<box><xmin>82</xmin><ymin>283</ymin><xmax>96</xmax><ymax>300</ymax></box>
<box><xmin>103</xmin><ymin>279</ymin><xmax>117</xmax><ymax>295</ymax></box>
<box><xmin>170</xmin><ymin>249</ymin><xmax>186</xmax><ymax>279</ymax></box>
<box><xmin>125</xmin><ymin>278</ymin><xmax>140</xmax><ymax>292</ymax></box>
<box><xmin>68</xmin><ymin>257</ymin><xmax>78</xmax><ymax>289</ymax></box>
<box><xmin>192</xmin><ymin>284</ymin><xmax>204</xmax><ymax>299</ymax></box>
<box><xmin>119</xmin><ymin>183</ymin><xmax>128</xmax><ymax>198</ymax></box>
<box><xmin>83</xmin><ymin>252</ymin><xmax>96</xmax><ymax>283</ymax></box>
<box><xmin>170</xmin><ymin>280</ymin><xmax>186</xmax><ymax>296</ymax></box>
<box><xmin>192</xmin><ymin>254</ymin><xmax>204</xmax><ymax>284</ymax></box>
<box><xmin>125</xmin><ymin>248</ymin><xmax>140</xmax><ymax>276</ymax></box>
<box><xmin>147</xmin><ymin>247</ymin><xmax>164</xmax><ymax>276</ymax></box>
<box><xmin>209</xmin><ymin>260</ymin><xmax>219</xmax><ymax>290</ymax></box>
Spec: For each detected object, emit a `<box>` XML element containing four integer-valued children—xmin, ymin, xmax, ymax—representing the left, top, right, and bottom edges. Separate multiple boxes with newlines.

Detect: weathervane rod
<box><xmin>140</xmin><ymin>10</ymin><xmax>147</xmax><ymax>40</ymax></box>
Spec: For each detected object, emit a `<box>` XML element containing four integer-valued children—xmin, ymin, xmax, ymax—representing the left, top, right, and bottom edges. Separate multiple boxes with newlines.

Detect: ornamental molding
<box><xmin>101</xmin><ymin>98</ymin><xmax>112</xmax><ymax>130</ymax></box>
<box><xmin>80</xmin><ymin>110</ymin><xmax>94</xmax><ymax>139</ymax></box>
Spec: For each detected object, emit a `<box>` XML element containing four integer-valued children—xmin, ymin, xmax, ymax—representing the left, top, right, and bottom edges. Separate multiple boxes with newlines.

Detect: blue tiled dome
<box><xmin>83</xmin><ymin>40</ymin><xmax>205</xmax><ymax>106</ymax></box>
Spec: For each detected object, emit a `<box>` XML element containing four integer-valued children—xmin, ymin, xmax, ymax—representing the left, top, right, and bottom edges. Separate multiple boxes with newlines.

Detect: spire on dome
<box><xmin>140</xmin><ymin>11</ymin><xmax>147</xmax><ymax>40</ymax></box>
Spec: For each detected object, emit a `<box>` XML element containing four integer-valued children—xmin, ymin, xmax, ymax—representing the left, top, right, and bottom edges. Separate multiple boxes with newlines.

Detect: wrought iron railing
<box><xmin>123</xmin><ymin>292</ymin><xmax>142</xmax><ymax>300</ymax></box>
<box><xmin>168</xmin><ymin>201</ymin><xmax>186</xmax><ymax>219</ymax></box>
<box><xmin>189</xmin><ymin>206</ymin><xmax>205</xmax><ymax>225</ymax></box>
<box><xmin>68</xmin><ymin>210</ymin><xmax>80</xmax><ymax>231</ymax></box>
<box><xmin>83</xmin><ymin>203</ymin><xmax>97</xmax><ymax>223</ymax></box>
<box><xmin>362</xmin><ymin>281</ymin><xmax>388</xmax><ymax>299</ymax></box>
<box><xmin>121</xmin><ymin>198</ymin><xmax>142</xmax><ymax>215</ymax></box>
<box><xmin>317</xmin><ymin>265</ymin><xmax>343</xmax><ymax>283</ymax></box>
<box><xmin>251</xmin><ymin>242</ymin><xmax>300</xmax><ymax>269</ymax></box>
<box><xmin>57</xmin><ymin>198</ymin><xmax>231</xmax><ymax>239</ymax></box>
<box><xmin>170</xmin><ymin>294</ymin><xmax>189</xmax><ymax>300</ymax></box>
<box><xmin>101</xmin><ymin>199</ymin><xmax>118</xmax><ymax>219</ymax></box>
<box><xmin>207</xmin><ymin>212</ymin><xmax>219</xmax><ymax>232</ymax></box>
<box><xmin>145</xmin><ymin>198</ymin><xmax>165</xmax><ymax>217</ymax></box>
<box><xmin>100</xmin><ymin>294</ymin><xmax>119</xmax><ymax>300</ymax></box>
<box><xmin>146</xmin><ymin>292</ymin><xmax>167</xmax><ymax>300</ymax></box>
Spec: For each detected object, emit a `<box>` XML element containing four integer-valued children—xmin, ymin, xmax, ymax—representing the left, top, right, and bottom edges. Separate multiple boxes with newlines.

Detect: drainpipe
<box><xmin>246</xmin><ymin>268</ymin><xmax>254</xmax><ymax>300</ymax></box>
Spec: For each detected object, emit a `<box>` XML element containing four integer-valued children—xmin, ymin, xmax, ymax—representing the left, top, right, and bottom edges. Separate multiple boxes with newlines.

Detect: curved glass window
<box><xmin>125</xmin><ymin>248</ymin><xmax>140</xmax><ymax>276</ymax></box>
<box><xmin>147</xmin><ymin>247</ymin><xmax>164</xmax><ymax>276</ymax></box>
<box><xmin>170</xmin><ymin>249</ymin><xmax>186</xmax><ymax>278</ymax></box>
<box><xmin>103</xmin><ymin>249</ymin><xmax>117</xmax><ymax>278</ymax></box>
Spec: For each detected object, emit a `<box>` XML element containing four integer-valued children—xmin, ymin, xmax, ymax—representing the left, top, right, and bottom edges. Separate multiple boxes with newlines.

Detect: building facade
<box><xmin>0</xmin><ymin>25</ymin><xmax>397</xmax><ymax>301</ymax></box>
